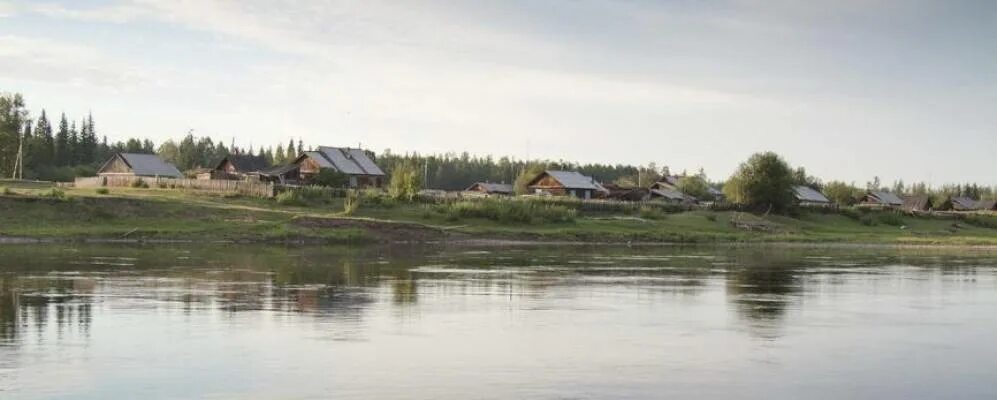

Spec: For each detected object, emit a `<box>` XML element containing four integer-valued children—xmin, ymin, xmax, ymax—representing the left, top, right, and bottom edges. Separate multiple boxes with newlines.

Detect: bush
<box><xmin>388</xmin><ymin>162</ymin><xmax>422</xmax><ymax>202</ymax></box>
<box><xmin>435</xmin><ymin>198</ymin><xmax>576</xmax><ymax>224</ymax></box>
<box><xmin>877</xmin><ymin>213</ymin><xmax>905</xmax><ymax>227</ymax></box>
<box><xmin>130</xmin><ymin>179</ymin><xmax>149</xmax><ymax>189</ymax></box>
<box><xmin>41</xmin><ymin>188</ymin><xmax>66</xmax><ymax>200</ymax></box>
<box><xmin>95</xmin><ymin>188</ymin><xmax>110</xmax><ymax>195</ymax></box>
<box><xmin>1</xmin><ymin>187</ymin><xmax>12</xmax><ymax>196</ymax></box>
<box><xmin>704</xmin><ymin>214</ymin><xmax>718</xmax><ymax>222</ymax></box>
<box><xmin>638</xmin><ymin>206</ymin><xmax>667</xmax><ymax>220</ymax></box>
<box><xmin>859</xmin><ymin>215</ymin><xmax>877</xmax><ymax>226</ymax></box>
<box><xmin>275</xmin><ymin>191</ymin><xmax>306</xmax><ymax>206</ymax></box>
<box><xmin>961</xmin><ymin>215</ymin><xmax>997</xmax><ymax>229</ymax></box>
<box><xmin>344</xmin><ymin>190</ymin><xmax>361</xmax><ymax>215</ymax></box>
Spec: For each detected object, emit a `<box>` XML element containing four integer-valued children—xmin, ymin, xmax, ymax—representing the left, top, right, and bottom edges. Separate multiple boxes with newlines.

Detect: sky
<box><xmin>0</xmin><ymin>0</ymin><xmax>994</xmax><ymax>185</ymax></box>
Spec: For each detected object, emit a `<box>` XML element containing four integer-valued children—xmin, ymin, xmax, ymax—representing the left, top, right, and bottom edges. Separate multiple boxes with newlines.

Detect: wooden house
<box><xmin>860</xmin><ymin>191</ymin><xmax>904</xmax><ymax>208</ymax></box>
<box><xmin>291</xmin><ymin>146</ymin><xmax>386</xmax><ymax>188</ymax></box>
<box><xmin>650</xmin><ymin>175</ymin><xmax>724</xmax><ymax>202</ymax></box>
<box><xmin>207</xmin><ymin>154</ymin><xmax>271</xmax><ymax>180</ymax></box>
<box><xmin>975</xmin><ymin>200</ymin><xmax>997</xmax><ymax>212</ymax></box>
<box><xmin>465</xmin><ymin>182</ymin><xmax>514</xmax><ymax>196</ymax></box>
<box><xmin>602</xmin><ymin>184</ymin><xmax>650</xmax><ymax>202</ymax></box>
<box><xmin>902</xmin><ymin>195</ymin><xmax>933</xmax><ymax>212</ymax></box>
<box><xmin>950</xmin><ymin>196</ymin><xmax>979</xmax><ymax>211</ymax></box>
<box><xmin>97</xmin><ymin>153</ymin><xmax>182</xmax><ymax>179</ymax></box>
<box><xmin>526</xmin><ymin>170</ymin><xmax>607</xmax><ymax>199</ymax></box>
<box><xmin>793</xmin><ymin>185</ymin><xmax>832</xmax><ymax>207</ymax></box>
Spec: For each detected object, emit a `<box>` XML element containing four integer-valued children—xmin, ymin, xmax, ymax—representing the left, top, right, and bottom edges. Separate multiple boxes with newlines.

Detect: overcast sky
<box><xmin>1</xmin><ymin>0</ymin><xmax>994</xmax><ymax>185</ymax></box>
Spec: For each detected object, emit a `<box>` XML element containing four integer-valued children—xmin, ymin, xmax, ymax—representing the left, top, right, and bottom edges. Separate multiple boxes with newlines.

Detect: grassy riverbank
<box><xmin>1</xmin><ymin>184</ymin><xmax>996</xmax><ymax>246</ymax></box>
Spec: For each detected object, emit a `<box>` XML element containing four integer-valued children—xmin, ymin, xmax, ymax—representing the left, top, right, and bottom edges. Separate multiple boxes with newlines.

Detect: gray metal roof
<box><xmin>650</xmin><ymin>187</ymin><xmax>696</xmax><ymax>202</ymax></box>
<box><xmin>868</xmin><ymin>191</ymin><xmax>904</xmax><ymax>205</ymax></box>
<box><xmin>951</xmin><ymin>197</ymin><xmax>977</xmax><ymax>210</ymax></box>
<box><xmin>793</xmin><ymin>185</ymin><xmax>831</xmax><ymax>203</ymax></box>
<box><xmin>118</xmin><ymin>153</ymin><xmax>182</xmax><ymax>178</ymax></box>
<box><xmin>313</xmin><ymin>146</ymin><xmax>385</xmax><ymax>176</ymax></box>
<box><xmin>543</xmin><ymin>170</ymin><xmax>600</xmax><ymax>190</ymax></box>
<box><xmin>467</xmin><ymin>182</ymin><xmax>514</xmax><ymax>193</ymax></box>
<box><xmin>346</xmin><ymin>148</ymin><xmax>386</xmax><ymax>175</ymax></box>
<box><xmin>304</xmin><ymin>151</ymin><xmax>334</xmax><ymax>169</ymax></box>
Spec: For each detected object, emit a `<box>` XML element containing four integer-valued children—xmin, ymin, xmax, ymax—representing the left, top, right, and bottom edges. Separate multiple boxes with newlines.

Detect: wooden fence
<box><xmin>75</xmin><ymin>176</ymin><xmax>275</xmax><ymax>198</ymax></box>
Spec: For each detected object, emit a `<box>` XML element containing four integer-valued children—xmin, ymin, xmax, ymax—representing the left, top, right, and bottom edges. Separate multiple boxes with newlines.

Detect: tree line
<box><xmin>2</xmin><ymin>91</ymin><xmax>994</xmax><ymax>204</ymax></box>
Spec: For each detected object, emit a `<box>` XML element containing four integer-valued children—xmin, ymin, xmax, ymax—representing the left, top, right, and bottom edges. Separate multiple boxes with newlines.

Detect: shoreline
<box><xmin>3</xmin><ymin>234</ymin><xmax>997</xmax><ymax>251</ymax></box>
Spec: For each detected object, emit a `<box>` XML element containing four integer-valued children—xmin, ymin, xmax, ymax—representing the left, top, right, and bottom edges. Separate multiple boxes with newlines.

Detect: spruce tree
<box><xmin>275</xmin><ymin>145</ymin><xmax>286</xmax><ymax>165</ymax></box>
<box><xmin>69</xmin><ymin>121</ymin><xmax>80</xmax><ymax>165</ymax></box>
<box><xmin>54</xmin><ymin>113</ymin><xmax>70</xmax><ymax>166</ymax></box>
<box><xmin>286</xmin><ymin>139</ymin><xmax>296</xmax><ymax>159</ymax></box>
<box><xmin>31</xmin><ymin>110</ymin><xmax>54</xmax><ymax>168</ymax></box>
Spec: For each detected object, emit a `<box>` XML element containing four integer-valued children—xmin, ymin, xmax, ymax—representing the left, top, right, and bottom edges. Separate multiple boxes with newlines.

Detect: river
<box><xmin>1</xmin><ymin>244</ymin><xmax>995</xmax><ymax>399</ymax></box>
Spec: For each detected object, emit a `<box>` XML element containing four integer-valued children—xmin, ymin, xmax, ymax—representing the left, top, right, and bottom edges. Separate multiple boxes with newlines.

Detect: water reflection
<box><xmin>0</xmin><ymin>244</ymin><xmax>996</xmax><ymax>399</ymax></box>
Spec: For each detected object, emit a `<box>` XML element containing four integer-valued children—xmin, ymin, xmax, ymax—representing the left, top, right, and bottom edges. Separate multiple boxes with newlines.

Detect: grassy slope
<box><xmin>1</xmin><ymin>186</ymin><xmax>996</xmax><ymax>245</ymax></box>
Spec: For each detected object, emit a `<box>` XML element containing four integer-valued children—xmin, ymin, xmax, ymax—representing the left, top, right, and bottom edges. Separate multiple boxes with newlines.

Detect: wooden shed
<box><xmin>793</xmin><ymin>185</ymin><xmax>832</xmax><ymax>207</ymax></box>
<box><xmin>208</xmin><ymin>154</ymin><xmax>271</xmax><ymax>180</ymax></box>
<box><xmin>97</xmin><ymin>153</ymin><xmax>182</xmax><ymax>179</ymax></box>
<box><xmin>902</xmin><ymin>195</ymin><xmax>934</xmax><ymax>212</ymax></box>
<box><xmin>860</xmin><ymin>191</ymin><xmax>904</xmax><ymax>208</ymax></box>
<box><xmin>465</xmin><ymin>182</ymin><xmax>514</xmax><ymax>196</ymax></box>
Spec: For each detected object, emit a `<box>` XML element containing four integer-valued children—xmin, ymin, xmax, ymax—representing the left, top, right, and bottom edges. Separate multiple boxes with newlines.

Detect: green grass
<box><xmin>1</xmin><ymin>187</ymin><xmax>996</xmax><ymax>246</ymax></box>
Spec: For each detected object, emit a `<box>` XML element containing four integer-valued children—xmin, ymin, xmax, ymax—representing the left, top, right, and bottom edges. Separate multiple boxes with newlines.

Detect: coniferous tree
<box><xmin>275</xmin><ymin>145</ymin><xmax>285</xmax><ymax>165</ymax></box>
<box><xmin>286</xmin><ymin>139</ymin><xmax>296</xmax><ymax>159</ymax></box>
<box><xmin>297</xmin><ymin>139</ymin><xmax>304</xmax><ymax>155</ymax></box>
<box><xmin>31</xmin><ymin>110</ymin><xmax>54</xmax><ymax>168</ymax></box>
<box><xmin>69</xmin><ymin>121</ymin><xmax>80</xmax><ymax>165</ymax></box>
<box><xmin>54</xmin><ymin>113</ymin><xmax>70</xmax><ymax>166</ymax></box>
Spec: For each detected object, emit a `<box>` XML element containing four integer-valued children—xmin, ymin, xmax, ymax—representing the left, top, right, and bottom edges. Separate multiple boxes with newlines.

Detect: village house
<box><xmin>860</xmin><ymin>191</ymin><xmax>904</xmax><ymax>208</ymax></box>
<box><xmin>526</xmin><ymin>170</ymin><xmax>607</xmax><ymax>199</ymax></box>
<box><xmin>650</xmin><ymin>175</ymin><xmax>724</xmax><ymax>203</ymax></box>
<box><xmin>97</xmin><ymin>153</ymin><xmax>182</xmax><ymax>179</ymax></box>
<box><xmin>902</xmin><ymin>195</ymin><xmax>934</xmax><ymax>212</ymax></box>
<box><xmin>975</xmin><ymin>200</ymin><xmax>997</xmax><ymax>212</ymax></box>
<box><xmin>793</xmin><ymin>185</ymin><xmax>832</xmax><ymax>207</ymax></box>
<box><xmin>950</xmin><ymin>196</ymin><xmax>980</xmax><ymax>211</ymax></box>
<box><xmin>602</xmin><ymin>184</ymin><xmax>651</xmax><ymax>202</ymax></box>
<box><xmin>290</xmin><ymin>146</ymin><xmax>386</xmax><ymax>188</ymax></box>
<box><xmin>203</xmin><ymin>154</ymin><xmax>271</xmax><ymax>180</ymax></box>
<box><xmin>465</xmin><ymin>182</ymin><xmax>515</xmax><ymax>196</ymax></box>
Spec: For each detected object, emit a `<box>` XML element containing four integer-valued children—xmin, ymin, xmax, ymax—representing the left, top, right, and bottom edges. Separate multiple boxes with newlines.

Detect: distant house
<box><xmin>291</xmin><ymin>146</ymin><xmax>386</xmax><ymax>188</ymax></box>
<box><xmin>793</xmin><ymin>185</ymin><xmax>832</xmax><ymax>207</ymax></box>
<box><xmin>950</xmin><ymin>196</ymin><xmax>979</xmax><ymax>211</ymax></box>
<box><xmin>975</xmin><ymin>200</ymin><xmax>997</xmax><ymax>212</ymax></box>
<box><xmin>97</xmin><ymin>153</ymin><xmax>182</xmax><ymax>179</ymax></box>
<box><xmin>860</xmin><ymin>191</ymin><xmax>904</xmax><ymax>208</ymax></box>
<box><xmin>648</xmin><ymin>185</ymin><xmax>698</xmax><ymax>204</ymax></box>
<box><xmin>602</xmin><ymin>184</ymin><xmax>651</xmax><ymax>202</ymax></box>
<box><xmin>465</xmin><ymin>182</ymin><xmax>514</xmax><ymax>196</ymax></box>
<box><xmin>651</xmin><ymin>175</ymin><xmax>724</xmax><ymax>202</ymax></box>
<box><xmin>526</xmin><ymin>170</ymin><xmax>607</xmax><ymax>199</ymax></box>
<box><xmin>207</xmin><ymin>154</ymin><xmax>271</xmax><ymax>180</ymax></box>
<box><xmin>902</xmin><ymin>195</ymin><xmax>933</xmax><ymax>212</ymax></box>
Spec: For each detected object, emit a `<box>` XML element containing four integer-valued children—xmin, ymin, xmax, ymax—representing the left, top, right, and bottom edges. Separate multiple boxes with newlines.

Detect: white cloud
<box><xmin>0</xmin><ymin>35</ymin><xmax>151</xmax><ymax>89</ymax></box>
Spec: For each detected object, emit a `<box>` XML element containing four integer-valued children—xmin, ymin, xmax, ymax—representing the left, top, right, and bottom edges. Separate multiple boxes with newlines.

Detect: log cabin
<box><xmin>526</xmin><ymin>170</ymin><xmax>607</xmax><ymax>199</ymax></box>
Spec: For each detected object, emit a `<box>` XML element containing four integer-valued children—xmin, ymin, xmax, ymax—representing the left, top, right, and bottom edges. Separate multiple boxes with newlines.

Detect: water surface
<box><xmin>1</xmin><ymin>244</ymin><xmax>995</xmax><ymax>399</ymax></box>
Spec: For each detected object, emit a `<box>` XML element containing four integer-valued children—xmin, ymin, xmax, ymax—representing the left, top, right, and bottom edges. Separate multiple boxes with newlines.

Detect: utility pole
<box><xmin>12</xmin><ymin>128</ymin><xmax>23</xmax><ymax>179</ymax></box>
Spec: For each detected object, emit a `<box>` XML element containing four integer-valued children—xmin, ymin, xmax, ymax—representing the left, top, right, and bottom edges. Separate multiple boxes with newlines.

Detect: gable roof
<box><xmin>976</xmin><ymin>200</ymin><xmax>997</xmax><ymax>211</ymax></box>
<box><xmin>529</xmin><ymin>170</ymin><xmax>601</xmax><ymax>190</ymax></box>
<box><xmin>102</xmin><ymin>153</ymin><xmax>182</xmax><ymax>178</ymax></box>
<box><xmin>300</xmin><ymin>147</ymin><xmax>385</xmax><ymax>176</ymax></box>
<box><xmin>793</xmin><ymin>185</ymin><xmax>831</xmax><ymax>203</ymax></box>
<box><xmin>467</xmin><ymin>182</ymin><xmax>514</xmax><ymax>194</ymax></box>
<box><xmin>650</xmin><ymin>187</ymin><xmax>697</xmax><ymax>203</ymax></box>
<box><xmin>295</xmin><ymin>146</ymin><xmax>385</xmax><ymax>176</ymax></box>
<box><xmin>951</xmin><ymin>197</ymin><xmax>978</xmax><ymax>211</ymax></box>
<box><xmin>903</xmin><ymin>195</ymin><xmax>933</xmax><ymax>211</ymax></box>
<box><xmin>214</xmin><ymin>154</ymin><xmax>270</xmax><ymax>173</ymax></box>
<box><xmin>867</xmin><ymin>191</ymin><xmax>904</xmax><ymax>206</ymax></box>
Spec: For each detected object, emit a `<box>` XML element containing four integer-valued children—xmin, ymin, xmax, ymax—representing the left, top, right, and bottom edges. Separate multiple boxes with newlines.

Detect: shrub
<box><xmin>344</xmin><ymin>190</ymin><xmax>361</xmax><ymax>215</ymax></box>
<box><xmin>41</xmin><ymin>188</ymin><xmax>66</xmax><ymax>200</ymax></box>
<box><xmin>388</xmin><ymin>162</ymin><xmax>423</xmax><ymax>202</ymax></box>
<box><xmin>96</xmin><ymin>188</ymin><xmax>110</xmax><ymax>195</ymax></box>
<box><xmin>157</xmin><ymin>182</ymin><xmax>168</xmax><ymax>189</ymax></box>
<box><xmin>877</xmin><ymin>213</ymin><xmax>905</xmax><ymax>227</ymax></box>
<box><xmin>859</xmin><ymin>215</ymin><xmax>877</xmax><ymax>226</ymax></box>
<box><xmin>1</xmin><ymin>187</ymin><xmax>11</xmax><ymax>196</ymax></box>
<box><xmin>435</xmin><ymin>198</ymin><xmax>576</xmax><ymax>224</ymax></box>
<box><xmin>130</xmin><ymin>179</ymin><xmax>149</xmax><ymax>189</ymax></box>
<box><xmin>704</xmin><ymin>214</ymin><xmax>718</xmax><ymax>222</ymax></box>
<box><xmin>638</xmin><ymin>206</ymin><xmax>667</xmax><ymax>220</ymax></box>
<box><xmin>275</xmin><ymin>191</ymin><xmax>306</xmax><ymax>206</ymax></box>
<box><xmin>961</xmin><ymin>215</ymin><xmax>997</xmax><ymax>229</ymax></box>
